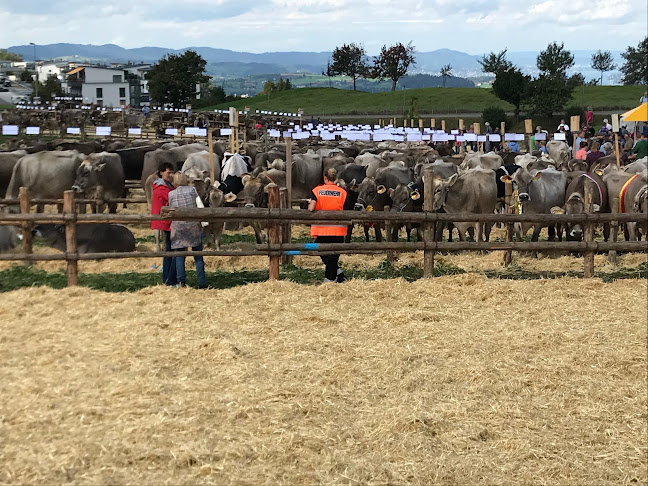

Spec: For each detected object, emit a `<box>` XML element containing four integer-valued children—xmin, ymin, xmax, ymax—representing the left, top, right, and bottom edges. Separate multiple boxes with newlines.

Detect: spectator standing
<box><xmin>630</xmin><ymin>133</ymin><xmax>648</xmax><ymax>161</ymax></box>
<box><xmin>640</xmin><ymin>91</ymin><xmax>648</xmax><ymax>104</ymax></box>
<box><xmin>168</xmin><ymin>172</ymin><xmax>207</xmax><ymax>288</ymax></box>
<box><xmin>575</xmin><ymin>141</ymin><xmax>589</xmax><ymax>160</ymax></box>
<box><xmin>586</xmin><ymin>141</ymin><xmax>605</xmax><ymax>169</ymax></box>
<box><xmin>557</xmin><ymin>119</ymin><xmax>570</xmax><ymax>132</ymax></box>
<box><xmin>585</xmin><ymin>106</ymin><xmax>594</xmax><ymax>125</ymax></box>
<box><xmin>308</xmin><ymin>168</ymin><xmax>347</xmax><ymax>283</ymax></box>
<box><xmin>151</xmin><ymin>163</ymin><xmax>177</xmax><ymax>286</ymax></box>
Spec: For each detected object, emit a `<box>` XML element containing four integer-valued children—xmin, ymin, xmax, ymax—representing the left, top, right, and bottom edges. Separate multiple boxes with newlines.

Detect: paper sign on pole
<box><xmin>488</xmin><ymin>134</ymin><xmax>501</xmax><ymax>142</ymax></box>
<box><xmin>2</xmin><ymin>125</ymin><xmax>19</xmax><ymax>135</ymax></box>
<box><xmin>553</xmin><ymin>133</ymin><xmax>566</xmax><ymax>141</ymax></box>
<box><xmin>534</xmin><ymin>133</ymin><xmax>546</xmax><ymax>141</ymax></box>
<box><xmin>96</xmin><ymin>126</ymin><xmax>111</xmax><ymax>136</ymax></box>
<box><xmin>220</xmin><ymin>128</ymin><xmax>232</xmax><ymax>136</ymax></box>
<box><xmin>165</xmin><ymin>128</ymin><xmax>179</xmax><ymax>136</ymax></box>
<box><xmin>67</xmin><ymin>127</ymin><xmax>81</xmax><ymax>135</ymax></box>
<box><xmin>128</xmin><ymin>128</ymin><xmax>142</xmax><ymax>135</ymax></box>
<box><xmin>185</xmin><ymin>127</ymin><xmax>207</xmax><ymax>136</ymax></box>
<box><xmin>611</xmin><ymin>114</ymin><xmax>619</xmax><ymax>132</ymax></box>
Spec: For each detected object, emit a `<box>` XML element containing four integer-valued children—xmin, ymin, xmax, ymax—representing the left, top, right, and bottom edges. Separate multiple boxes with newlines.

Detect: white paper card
<box><xmin>128</xmin><ymin>128</ymin><xmax>142</xmax><ymax>135</ymax></box>
<box><xmin>534</xmin><ymin>133</ymin><xmax>546</xmax><ymax>141</ymax></box>
<box><xmin>2</xmin><ymin>125</ymin><xmax>19</xmax><ymax>135</ymax></box>
<box><xmin>165</xmin><ymin>128</ymin><xmax>178</xmax><ymax>136</ymax></box>
<box><xmin>220</xmin><ymin>128</ymin><xmax>232</xmax><ymax>135</ymax></box>
<box><xmin>268</xmin><ymin>130</ymin><xmax>280</xmax><ymax>138</ymax></box>
<box><xmin>185</xmin><ymin>127</ymin><xmax>206</xmax><ymax>136</ymax></box>
<box><xmin>96</xmin><ymin>126</ymin><xmax>111</xmax><ymax>136</ymax></box>
<box><xmin>451</xmin><ymin>130</ymin><xmax>459</xmax><ymax>135</ymax></box>
<box><xmin>515</xmin><ymin>134</ymin><xmax>526</xmax><ymax>141</ymax></box>
<box><xmin>488</xmin><ymin>134</ymin><xmax>501</xmax><ymax>142</ymax></box>
<box><xmin>554</xmin><ymin>133</ymin><xmax>566</xmax><ymax>141</ymax></box>
<box><xmin>67</xmin><ymin>127</ymin><xmax>81</xmax><ymax>135</ymax></box>
<box><xmin>504</xmin><ymin>133</ymin><xmax>517</xmax><ymax>141</ymax></box>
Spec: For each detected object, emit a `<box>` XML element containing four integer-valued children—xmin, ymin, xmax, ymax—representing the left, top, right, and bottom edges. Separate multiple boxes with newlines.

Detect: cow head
<box><xmin>210</xmin><ymin>181</ymin><xmax>237</xmax><ymax>208</ymax></box>
<box><xmin>389</xmin><ymin>184</ymin><xmax>420</xmax><ymax>212</ymax></box>
<box><xmin>241</xmin><ymin>173</ymin><xmax>270</xmax><ymax>208</ymax></box>
<box><xmin>356</xmin><ymin>177</ymin><xmax>377</xmax><ymax>211</ymax></box>
<box><xmin>509</xmin><ymin>167</ymin><xmax>541</xmax><ymax>203</ymax></box>
<box><xmin>184</xmin><ymin>166</ymin><xmax>210</xmax><ymax>203</ymax></box>
<box><xmin>72</xmin><ymin>159</ymin><xmax>105</xmax><ymax>194</ymax></box>
<box><xmin>551</xmin><ymin>193</ymin><xmax>601</xmax><ymax>240</ymax></box>
<box><xmin>432</xmin><ymin>174</ymin><xmax>457</xmax><ymax>211</ymax></box>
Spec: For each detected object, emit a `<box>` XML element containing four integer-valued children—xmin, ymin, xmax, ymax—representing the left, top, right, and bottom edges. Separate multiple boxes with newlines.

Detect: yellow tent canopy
<box><xmin>620</xmin><ymin>102</ymin><xmax>648</xmax><ymax>122</ymax></box>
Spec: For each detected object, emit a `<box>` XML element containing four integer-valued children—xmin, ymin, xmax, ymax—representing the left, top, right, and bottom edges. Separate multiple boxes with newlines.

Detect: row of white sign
<box><xmin>1</xmin><ymin>124</ymin><xmax>561</xmax><ymax>141</ymax></box>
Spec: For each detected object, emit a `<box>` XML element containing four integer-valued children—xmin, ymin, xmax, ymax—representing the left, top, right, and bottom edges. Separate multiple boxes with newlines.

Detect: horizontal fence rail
<box><xmin>1</xmin><ymin>187</ymin><xmax>647</xmax><ymax>286</ymax></box>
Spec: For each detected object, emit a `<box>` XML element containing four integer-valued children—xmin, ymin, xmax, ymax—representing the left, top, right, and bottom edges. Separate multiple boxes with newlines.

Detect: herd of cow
<box><xmin>0</xmin><ymin>136</ymin><xmax>646</xmax><ymax>256</ymax></box>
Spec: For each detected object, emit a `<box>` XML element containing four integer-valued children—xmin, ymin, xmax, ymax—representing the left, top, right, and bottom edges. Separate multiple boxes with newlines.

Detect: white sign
<box><xmin>66</xmin><ymin>127</ymin><xmax>81</xmax><ymax>135</ymax></box>
<box><xmin>488</xmin><ymin>134</ymin><xmax>501</xmax><ymax>142</ymax></box>
<box><xmin>451</xmin><ymin>129</ymin><xmax>460</xmax><ymax>135</ymax></box>
<box><xmin>464</xmin><ymin>133</ymin><xmax>477</xmax><ymax>141</ymax></box>
<box><xmin>220</xmin><ymin>128</ymin><xmax>232</xmax><ymax>135</ymax></box>
<box><xmin>534</xmin><ymin>133</ymin><xmax>546</xmax><ymax>141</ymax></box>
<box><xmin>165</xmin><ymin>128</ymin><xmax>179</xmax><ymax>136</ymax></box>
<box><xmin>185</xmin><ymin>127</ymin><xmax>206</xmax><ymax>136</ymax></box>
<box><xmin>477</xmin><ymin>135</ymin><xmax>487</xmax><ymax>142</ymax></box>
<box><xmin>2</xmin><ymin>125</ymin><xmax>19</xmax><ymax>135</ymax></box>
<box><xmin>268</xmin><ymin>130</ymin><xmax>280</xmax><ymax>138</ymax></box>
<box><xmin>553</xmin><ymin>133</ymin><xmax>566</xmax><ymax>141</ymax></box>
<box><xmin>95</xmin><ymin>126</ymin><xmax>111</xmax><ymax>136</ymax></box>
<box><xmin>504</xmin><ymin>133</ymin><xmax>518</xmax><ymax>141</ymax></box>
<box><xmin>321</xmin><ymin>132</ymin><xmax>335</xmax><ymax>141</ymax></box>
<box><xmin>128</xmin><ymin>127</ymin><xmax>142</xmax><ymax>135</ymax></box>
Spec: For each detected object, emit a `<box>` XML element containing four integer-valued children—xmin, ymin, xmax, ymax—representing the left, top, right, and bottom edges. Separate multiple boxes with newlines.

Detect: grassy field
<box><xmin>207</xmin><ymin>85</ymin><xmax>646</xmax><ymax>117</ymax></box>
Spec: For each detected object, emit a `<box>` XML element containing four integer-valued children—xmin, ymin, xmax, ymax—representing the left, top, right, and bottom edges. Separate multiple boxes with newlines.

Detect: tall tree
<box><xmin>478</xmin><ymin>49</ymin><xmax>513</xmax><ymax>74</ymax></box>
<box><xmin>329</xmin><ymin>43</ymin><xmax>369</xmax><ymax>91</ymax></box>
<box><xmin>492</xmin><ymin>67</ymin><xmax>530</xmax><ymax>119</ymax></box>
<box><xmin>440</xmin><ymin>64</ymin><xmax>453</xmax><ymax>87</ymax></box>
<box><xmin>0</xmin><ymin>49</ymin><xmax>22</xmax><ymax>61</ymax></box>
<box><xmin>536</xmin><ymin>41</ymin><xmax>574</xmax><ymax>76</ymax></box>
<box><xmin>147</xmin><ymin>50</ymin><xmax>210</xmax><ymax>108</ymax></box>
<box><xmin>372</xmin><ymin>41</ymin><xmax>416</xmax><ymax>91</ymax></box>
<box><xmin>620</xmin><ymin>36</ymin><xmax>648</xmax><ymax>85</ymax></box>
<box><xmin>591</xmin><ymin>50</ymin><xmax>617</xmax><ymax>85</ymax></box>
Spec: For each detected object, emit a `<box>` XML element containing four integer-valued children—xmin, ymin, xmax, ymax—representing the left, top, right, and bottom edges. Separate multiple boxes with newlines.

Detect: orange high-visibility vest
<box><xmin>310</xmin><ymin>183</ymin><xmax>347</xmax><ymax>237</ymax></box>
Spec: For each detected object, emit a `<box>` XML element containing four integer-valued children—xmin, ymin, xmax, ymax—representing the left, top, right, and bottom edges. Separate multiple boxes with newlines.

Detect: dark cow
<box><xmin>494</xmin><ymin>164</ymin><xmax>522</xmax><ymax>199</ymax></box>
<box><xmin>432</xmin><ymin>169</ymin><xmax>497</xmax><ymax>242</ymax></box>
<box><xmin>71</xmin><ymin>152</ymin><xmax>125</xmax><ymax>213</ymax></box>
<box><xmin>115</xmin><ymin>145</ymin><xmax>158</xmax><ymax>180</ymax></box>
<box><xmin>0</xmin><ymin>226</ymin><xmax>18</xmax><ymax>253</ymax></box>
<box><xmin>334</xmin><ymin>163</ymin><xmax>370</xmax><ymax>242</ymax></box>
<box><xmin>551</xmin><ymin>171</ymin><xmax>609</xmax><ymax>241</ymax></box>
<box><xmin>389</xmin><ymin>183</ymin><xmax>423</xmax><ymax>241</ymax></box>
<box><xmin>0</xmin><ymin>150</ymin><xmax>27</xmax><ymax>198</ymax></box>
<box><xmin>34</xmin><ymin>224</ymin><xmax>136</xmax><ymax>253</ymax></box>
<box><xmin>505</xmin><ymin>167</ymin><xmax>567</xmax><ymax>242</ymax></box>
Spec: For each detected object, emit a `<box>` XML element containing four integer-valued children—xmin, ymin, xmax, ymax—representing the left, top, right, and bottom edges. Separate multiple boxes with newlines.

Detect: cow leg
<box><xmin>345</xmin><ymin>225</ymin><xmax>353</xmax><ymax>243</ymax></box>
<box><xmin>253</xmin><ymin>222</ymin><xmax>264</xmax><ymax>244</ymax></box>
<box><xmin>531</xmin><ymin>225</ymin><xmax>542</xmax><ymax>258</ymax></box>
<box><xmin>405</xmin><ymin>224</ymin><xmax>412</xmax><ymax>243</ymax></box>
<box><xmin>56</xmin><ymin>203</ymin><xmax>63</xmax><ymax>214</ymax></box>
<box><xmin>548</xmin><ymin>224</ymin><xmax>556</xmax><ymax>242</ymax></box>
<box><xmin>363</xmin><ymin>224</ymin><xmax>370</xmax><ymax>242</ymax></box>
<box><xmin>109</xmin><ymin>202</ymin><xmax>118</xmax><ymax>213</ymax></box>
<box><xmin>447</xmin><ymin>222</ymin><xmax>455</xmax><ymax>242</ymax></box>
<box><xmin>627</xmin><ymin>222</ymin><xmax>638</xmax><ymax>242</ymax></box>
<box><xmin>603</xmin><ymin>223</ymin><xmax>610</xmax><ymax>242</ymax></box>
<box><xmin>374</xmin><ymin>223</ymin><xmax>382</xmax><ymax>242</ymax></box>
<box><xmin>154</xmin><ymin>229</ymin><xmax>161</xmax><ymax>252</ymax></box>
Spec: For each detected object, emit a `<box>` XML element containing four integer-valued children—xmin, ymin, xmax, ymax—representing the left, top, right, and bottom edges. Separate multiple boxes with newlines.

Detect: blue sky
<box><xmin>1</xmin><ymin>0</ymin><xmax>645</xmax><ymax>54</ymax></box>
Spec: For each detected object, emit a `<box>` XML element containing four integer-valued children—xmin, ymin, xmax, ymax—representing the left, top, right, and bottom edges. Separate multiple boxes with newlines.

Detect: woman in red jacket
<box><xmin>151</xmin><ymin>162</ymin><xmax>177</xmax><ymax>286</ymax></box>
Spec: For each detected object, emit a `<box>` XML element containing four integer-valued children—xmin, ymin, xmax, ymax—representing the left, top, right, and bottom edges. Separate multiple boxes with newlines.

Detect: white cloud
<box><xmin>0</xmin><ymin>0</ymin><xmax>644</xmax><ymax>53</ymax></box>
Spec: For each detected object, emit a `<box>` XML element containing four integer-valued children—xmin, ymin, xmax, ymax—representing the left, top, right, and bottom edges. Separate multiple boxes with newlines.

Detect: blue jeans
<box><xmin>162</xmin><ymin>231</ymin><xmax>177</xmax><ymax>286</ymax></box>
<box><xmin>174</xmin><ymin>243</ymin><xmax>206</xmax><ymax>287</ymax></box>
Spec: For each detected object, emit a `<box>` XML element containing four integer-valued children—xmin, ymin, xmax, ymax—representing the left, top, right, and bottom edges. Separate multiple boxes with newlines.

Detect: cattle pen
<box><xmin>1</xmin><ymin>176</ymin><xmax>646</xmax><ymax>287</ymax></box>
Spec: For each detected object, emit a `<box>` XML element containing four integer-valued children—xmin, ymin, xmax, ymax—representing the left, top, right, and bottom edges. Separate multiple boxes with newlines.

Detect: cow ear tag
<box><xmin>550</xmin><ymin>206</ymin><xmax>564</xmax><ymax>215</ymax></box>
<box><xmin>592</xmin><ymin>203</ymin><xmax>601</xmax><ymax>212</ymax></box>
<box><xmin>500</xmin><ymin>175</ymin><xmax>512</xmax><ymax>182</ymax></box>
<box><xmin>376</xmin><ymin>185</ymin><xmax>386</xmax><ymax>194</ymax></box>
<box><xmin>411</xmin><ymin>190</ymin><xmax>421</xmax><ymax>200</ymax></box>
<box><xmin>595</xmin><ymin>169</ymin><xmax>603</xmax><ymax>176</ymax></box>
<box><xmin>533</xmin><ymin>172</ymin><xmax>542</xmax><ymax>180</ymax></box>
<box><xmin>225</xmin><ymin>193</ymin><xmax>237</xmax><ymax>203</ymax></box>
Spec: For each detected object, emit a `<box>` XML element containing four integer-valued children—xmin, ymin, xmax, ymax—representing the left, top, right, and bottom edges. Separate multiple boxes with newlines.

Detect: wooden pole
<box><xmin>242</xmin><ymin>122</ymin><xmax>247</xmax><ymax>155</ymax></box>
<box><xmin>431</xmin><ymin>118</ymin><xmax>435</xmax><ymax>129</ymax></box>
<box><xmin>583</xmin><ymin>179</ymin><xmax>595</xmax><ymax>277</ymax></box>
<box><xmin>63</xmin><ymin>190</ymin><xmax>79</xmax><ymax>286</ymax></box>
<box><xmin>501</xmin><ymin>121</ymin><xmax>507</xmax><ymax>149</ymax></box>
<box><xmin>608</xmin><ymin>196</ymin><xmax>619</xmax><ymax>264</ymax></box>
<box><xmin>285</xmin><ymin>134</ymin><xmax>292</xmax><ymax>207</ymax></box>
<box><xmin>441</xmin><ymin>120</ymin><xmax>446</xmax><ymax>132</ymax></box>
<box><xmin>267</xmin><ymin>183</ymin><xmax>280</xmax><ymax>280</ymax></box>
<box><xmin>208</xmin><ymin>128</ymin><xmax>215</xmax><ymax>184</ymax></box>
<box><xmin>419</xmin><ymin>119</ymin><xmax>424</xmax><ymax>132</ymax></box>
<box><xmin>423</xmin><ymin>168</ymin><xmax>435</xmax><ymax>277</ymax></box>
<box><xmin>525</xmin><ymin>119</ymin><xmax>533</xmax><ymax>153</ymax></box>
<box><xmin>615</xmin><ymin>133</ymin><xmax>621</xmax><ymax>167</ymax></box>
<box><xmin>503</xmin><ymin>179</ymin><xmax>514</xmax><ymax>265</ymax></box>
<box><xmin>19</xmin><ymin>187</ymin><xmax>32</xmax><ymax>265</ymax></box>
<box><xmin>280</xmin><ymin>188</ymin><xmax>292</xmax><ymax>265</ymax></box>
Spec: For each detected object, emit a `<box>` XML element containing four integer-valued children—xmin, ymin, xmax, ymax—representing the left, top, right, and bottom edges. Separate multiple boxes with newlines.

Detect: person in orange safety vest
<box><xmin>308</xmin><ymin>167</ymin><xmax>348</xmax><ymax>283</ymax></box>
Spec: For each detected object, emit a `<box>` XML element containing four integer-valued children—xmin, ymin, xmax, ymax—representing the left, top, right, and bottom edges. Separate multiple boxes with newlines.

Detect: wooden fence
<box><xmin>1</xmin><ymin>177</ymin><xmax>646</xmax><ymax>286</ymax></box>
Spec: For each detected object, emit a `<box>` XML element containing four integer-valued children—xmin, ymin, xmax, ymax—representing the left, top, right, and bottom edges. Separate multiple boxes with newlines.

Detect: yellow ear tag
<box><xmin>224</xmin><ymin>193</ymin><xmax>237</xmax><ymax>203</ymax></box>
<box><xmin>595</xmin><ymin>169</ymin><xmax>603</xmax><ymax>176</ymax></box>
<box><xmin>376</xmin><ymin>185</ymin><xmax>386</xmax><ymax>194</ymax></box>
<box><xmin>411</xmin><ymin>191</ymin><xmax>420</xmax><ymax>200</ymax></box>
<box><xmin>366</xmin><ymin>205</ymin><xmax>374</xmax><ymax>212</ymax></box>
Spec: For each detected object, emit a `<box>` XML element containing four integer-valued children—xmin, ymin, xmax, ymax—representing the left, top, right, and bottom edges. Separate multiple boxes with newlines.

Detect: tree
<box><xmin>591</xmin><ymin>50</ymin><xmax>617</xmax><ymax>85</ymax></box>
<box><xmin>478</xmin><ymin>49</ymin><xmax>513</xmax><ymax>74</ymax></box>
<box><xmin>440</xmin><ymin>64</ymin><xmax>453</xmax><ymax>87</ymax></box>
<box><xmin>0</xmin><ymin>49</ymin><xmax>22</xmax><ymax>61</ymax></box>
<box><xmin>491</xmin><ymin>67</ymin><xmax>531</xmax><ymax>119</ymax></box>
<box><xmin>620</xmin><ymin>36</ymin><xmax>648</xmax><ymax>85</ymax></box>
<box><xmin>192</xmin><ymin>85</ymin><xmax>227</xmax><ymax>109</ymax></box>
<box><xmin>372</xmin><ymin>41</ymin><xmax>416</xmax><ymax>91</ymax></box>
<box><xmin>329</xmin><ymin>43</ymin><xmax>369</xmax><ymax>90</ymax></box>
<box><xmin>33</xmin><ymin>75</ymin><xmax>63</xmax><ymax>102</ymax></box>
<box><xmin>262</xmin><ymin>80</ymin><xmax>276</xmax><ymax>96</ymax></box>
<box><xmin>20</xmin><ymin>69</ymin><xmax>32</xmax><ymax>82</ymax></box>
<box><xmin>528</xmin><ymin>74</ymin><xmax>573</xmax><ymax>117</ymax></box>
<box><xmin>146</xmin><ymin>50</ymin><xmax>210</xmax><ymax>108</ymax></box>
<box><xmin>536</xmin><ymin>41</ymin><xmax>574</xmax><ymax>76</ymax></box>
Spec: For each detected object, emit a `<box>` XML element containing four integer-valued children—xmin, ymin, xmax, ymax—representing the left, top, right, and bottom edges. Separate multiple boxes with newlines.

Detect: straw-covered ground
<box><xmin>1</xmin><ymin>276</ymin><xmax>646</xmax><ymax>485</ymax></box>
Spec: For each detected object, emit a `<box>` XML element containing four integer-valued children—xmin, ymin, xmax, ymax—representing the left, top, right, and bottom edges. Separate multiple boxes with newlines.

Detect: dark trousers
<box><xmin>162</xmin><ymin>230</ymin><xmax>177</xmax><ymax>286</ymax></box>
<box><xmin>316</xmin><ymin>235</ymin><xmax>344</xmax><ymax>280</ymax></box>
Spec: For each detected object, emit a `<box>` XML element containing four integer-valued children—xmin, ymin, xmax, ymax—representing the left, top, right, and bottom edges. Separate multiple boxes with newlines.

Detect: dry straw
<box><xmin>0</xmin><ymin>276</ymin><xmax>646</xmax><ymax>484</ymax></box>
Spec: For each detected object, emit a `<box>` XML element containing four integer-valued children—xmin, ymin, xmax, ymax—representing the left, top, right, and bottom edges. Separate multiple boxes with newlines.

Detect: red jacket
<box><xmin>151</xmin><ymin>178</ymin><xmax>174</xmax><ymax>231</ymax></box>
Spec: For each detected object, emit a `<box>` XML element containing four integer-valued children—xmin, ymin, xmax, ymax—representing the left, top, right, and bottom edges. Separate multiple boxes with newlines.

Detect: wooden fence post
<box><xmin>583</xmin><ymin>179</ymin><xmax>595</xmax><ymax>277</ymax></box>
<box><xmin>19</xmin><ymin>187</ymin><xmax>32</xmax><ymax>265</ymax></box>
<box><xmin>267</xmin><ymin>183</ymin><xmax>280</xmax><ymax>280</ymax></box>
<box><xmin>608</xmin><ymin>196</ymin><xmax>619</xmax><ymax>264</ymax></box>
<box><xmin>285</xmin><ymin>134</ymin><xmax>292</xmax><ymax>208</ymax></box>
<box><xmin>63</xmin><ymin>190</ymin><xmax>79</xmax><ymax>286</ymax></box>
<box><xmin>208</xmin><ymin>127</ymin><xmax>215</xmax><ymax>184</ymax></box>
<box><xmin>280</xmin><ymin>187</ymin><xmax>292</xmax><ymax>265</ymax></box>
<box><xmin>503</xmin><ymin>179</ymin><xmax>514</xmax><ymax>265</ymax></box>
<box><xmin>423</xmin><ymin>168</ymin><xmax>435</xmax><ymax>277</ymax></box>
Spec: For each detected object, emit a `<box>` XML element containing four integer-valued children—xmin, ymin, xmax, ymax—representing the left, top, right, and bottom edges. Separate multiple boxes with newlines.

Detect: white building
<box><xmin>36</xmin><ymin>62</ymin><xmax>68</xmax><ymax>83</ymax></box>
<box><xmin>62</xmin><ymin>66</ymin><xmax>131</xmax><ymax>107</ymax></box>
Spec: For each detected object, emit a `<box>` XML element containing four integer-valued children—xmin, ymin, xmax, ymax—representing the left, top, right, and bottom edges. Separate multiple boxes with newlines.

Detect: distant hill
<box><xmin>7</xmin><ymin>43</ymin><xmax>625</xmax><ymax>83</ymax></box>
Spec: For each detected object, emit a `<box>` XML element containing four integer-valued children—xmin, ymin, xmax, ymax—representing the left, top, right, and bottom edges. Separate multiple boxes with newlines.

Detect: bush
<box><xmin>482</xmin><ymin>106</ymin><xmax>507</xmax><ymax>127</ymax></box>
<box><xmin>564</xmin><ymin>104</ymin><xmax>585</xmax><ymax>122</ymax></box>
